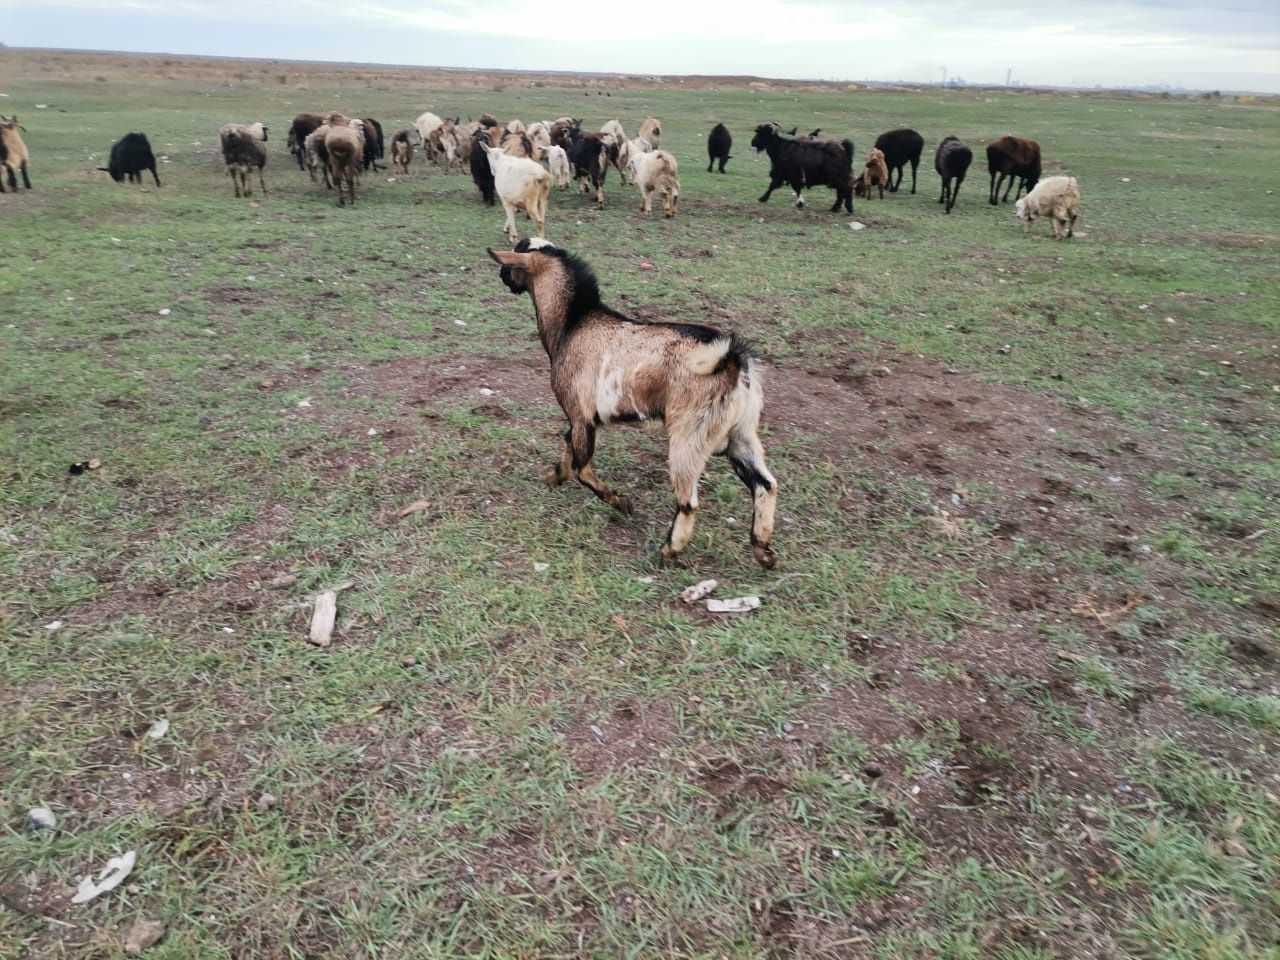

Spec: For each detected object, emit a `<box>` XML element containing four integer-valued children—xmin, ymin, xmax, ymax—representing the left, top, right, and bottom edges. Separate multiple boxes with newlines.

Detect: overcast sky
<box><xmin>3</xmin><ymin>0</ymin><xmax>1278</xmax><ymax>92</ymax></box>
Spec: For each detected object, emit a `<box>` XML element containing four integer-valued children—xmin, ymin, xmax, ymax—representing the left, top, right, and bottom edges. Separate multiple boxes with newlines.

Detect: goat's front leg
<box><xmin>758</xmin><ymin>176</ymin><xmax>783</xmax><ymax>203</ymax></box>
<box><xmin>567</xmin><ymin>422</ymin><xmax>632</xmax><ymax>514</ymax></box>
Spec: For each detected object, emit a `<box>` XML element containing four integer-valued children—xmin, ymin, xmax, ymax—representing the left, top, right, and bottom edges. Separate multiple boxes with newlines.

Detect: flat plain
<box><xmin>1</xmin><ymin>49</ymin><xmax>1278</xmax><ymax>959</ymax></box>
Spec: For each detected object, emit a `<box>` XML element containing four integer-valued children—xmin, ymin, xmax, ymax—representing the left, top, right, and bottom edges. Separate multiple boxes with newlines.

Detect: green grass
<box><xmin>1</xmin><ymin>54</ymin><xmax>1278</xmax><ymax>958</ymax></box>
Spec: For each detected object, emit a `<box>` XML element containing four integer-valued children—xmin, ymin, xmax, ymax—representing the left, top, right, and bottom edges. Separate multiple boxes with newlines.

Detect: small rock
<box><xmin>44</xmin><ymin>620</ymin><xmax>64</xmax><ymax>631</ymax></box>
<box><xmin>639</xmin><ymin>262</ymin><xmax>654</xmax><ymax>270</ymax></box>
<box><xmin>123</xmin><ymin>919</ymin><xmax>165</xmax><ymax>954</ymax></box>
<box><xmin>145</xmin><ymin>718</ymin><xmax>169</xmax><ymax>740</ymax></box>
<box><xmin>453</xmin><ymin>319</ymin><xmax>467</xmax><ymax>327</ymax></box>
<box><xmin>256</xmin><ymin>793</ymin><xmax>277</xmax><ymax>812</ymax></box>
<box><xmin>400</xmin><ymin>655</ymin><xmax>417</xmax><ymax>667</ymax></box>
<box><xmin>533</xmin><ymin>562</ymin><xmax>550</xmax><ymax>572</ymax></box>
<box><xmin>1119</xmin><ymin>177</ymin><xmax>1131</xmax><ymax>183</ymax></box>
<box><xmin>849</xmin><ymin>221</ymin><xmax>866</xmax><ymax>231</ymax></box>
<box><xmin>296</xmin><ymin>398</ymin><xmax>313</xmax><ymax>409</ymax></box>
<box><xmin>998</xmin><ymin>344</ymin><xmax>1012</xmax><ymax>355</ymax></box>
<box><xmin>478</xmin><ymin>387</ymin><xmax>495</xmax><ymax>396</ymax></box>
<box><xmin>26</xmin><ymin>806</ymin><xmax>56</xmax><ymax>831</ymax></box>
<box><xmin>268</xmin><ymin>573</ymin><xmax>298</xmax><ymax>590</ymax></box>
<box><xmin>157</xmin><ymin>308</ymin><xmax>170</xmax><ymax>316</ymax></box>
<box><xmin>367</xmin><ymin>428</ymin><xmax>378</xmax><ymax>436</ymax></box>
<box><xmin>680</xmin><ymin>579</ymin><xmax>718</xmax><ymax>603</ymax></box>
<box><xmin>862</xmin><ymin>763</ymin><xmax>883</xmax><ymax>779</ymax></box>
<box><xmin>706</xmin><ymin>595</ymin><xmax>760</xmax><ymax>613</ymax></box>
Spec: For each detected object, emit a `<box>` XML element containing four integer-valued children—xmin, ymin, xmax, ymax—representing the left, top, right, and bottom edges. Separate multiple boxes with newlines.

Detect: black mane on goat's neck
<box><xmin>514</xmin><ymin>240</ymin><xmax>629</xmax><ymax>330</ymax></box>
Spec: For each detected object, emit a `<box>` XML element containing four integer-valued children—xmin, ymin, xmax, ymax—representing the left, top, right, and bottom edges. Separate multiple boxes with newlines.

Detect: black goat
<box><xmin>99</xmin><ymin>132</ymin><xmax>160</xmax><ymax>186</ymax></box>
<box><xmin>288</xmin><ymin>113</ymin><xmax>323</xmax><ymax>171</ymax></box>
<box><xmin>568</xmin><ymin>130</ymin><xmax>607</xmax><ymax>207</ymax></box>
<box><xmin>874</xmin><ymin>128</ymin><xmax>924</xmax><ymax>194</ymax></box>
<box><xmin>361</xmin><ymin>117</ymin><xmax>384</xmax><ymax>171</ymax></box>
<box><xmin>934</xmin><ymin>136</ymin><xmax>972</xmax><ymax>214</ymax></box>
<box><xmin>986</xmin><ymin>135</ymin><xmax>1041</xmax><ymax>205</ymax></box>
<box><xmin>751</xmin><ymin>123</ymin><xmax>853</xmax><ymax>213</ymax></box>
<box><xmin>469</xmin><ymin>125</ymin><xmax>498</xmax><ymax>205</ymax></box>
<box><xmin>707</xmin><ymin>122</ymin><xmax>732</xmax><ymax>173</ymax></box>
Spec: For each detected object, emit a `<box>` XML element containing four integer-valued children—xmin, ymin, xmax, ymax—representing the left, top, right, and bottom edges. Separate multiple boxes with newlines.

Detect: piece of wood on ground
<box><xmin>309</xmin><ymin>590</ymin><xmax>337</xmax><ymax>647</ymax></box>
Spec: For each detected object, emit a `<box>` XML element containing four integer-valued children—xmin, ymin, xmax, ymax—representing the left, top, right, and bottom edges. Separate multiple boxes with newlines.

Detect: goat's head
<box><xmin>751</xmin><ymin>123</ymin><xmax>779</xmax><ymax>152</ymax></box>
<box><xmin>487</xmin><ymin>239</ymin><xmax>558</xmax><ymax>295</ymax></box>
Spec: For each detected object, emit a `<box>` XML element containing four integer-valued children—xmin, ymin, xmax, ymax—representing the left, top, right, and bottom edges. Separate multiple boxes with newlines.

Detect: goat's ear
<box><xmin>487</xmin><ymin>249</ymin><xmax>531</xmax><ymax>267</ymax></box>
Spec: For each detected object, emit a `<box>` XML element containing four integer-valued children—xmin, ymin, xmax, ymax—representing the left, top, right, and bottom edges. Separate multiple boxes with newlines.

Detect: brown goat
<box><xmin>0</xmin><ymin>116</ymin><xmax>32</xmax><ymax>192</ymax></box>
<box><xmin>854</xmin><ymin>147</ymin><xmax>890</xmax><ymax>199</ymax></box>
<box><xmin>325</xmin><ymin>118</ymin><xmax>364</xmax><ymax>206</ymax></box>
<box><xmin>391</xmin><ymin>130</ymin><xmax>414</xmax><ymax>174</ymax></box>
<box><xmin>488</xmin><ymin>239</ymin><xmax>778</xmax><ymax>569</ymax></box>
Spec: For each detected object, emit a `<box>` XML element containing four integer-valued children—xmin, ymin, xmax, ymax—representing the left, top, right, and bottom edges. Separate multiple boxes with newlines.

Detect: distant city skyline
<box><xmin>2</xmin><ymin>0</ymin><xmax>1278</xmax><ymax>93</ymax></box>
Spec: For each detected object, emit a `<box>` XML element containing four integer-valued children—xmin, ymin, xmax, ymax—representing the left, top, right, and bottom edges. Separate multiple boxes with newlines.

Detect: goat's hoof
<box><xmin>543</xmin><ymin>468</ymin><xmax>564</xmax><ymax>488</ymax></box>
<box><xmin>611</xmin><ymin>495</ymin><xmax>634</xmax><ymax>516</ymax></box>
<box><xmin>753</xmin><ymin>544</ymin><xmax>778</xmax><ymax>570</ymax></box>
<box><xmin>659</xmin><ymin>544</ymin><xmax>687</xmax><ymax>567</ymax></box>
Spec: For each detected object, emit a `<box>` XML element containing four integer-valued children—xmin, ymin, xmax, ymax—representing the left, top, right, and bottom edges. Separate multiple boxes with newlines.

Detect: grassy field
<box><xmin>2</xmin><ymin>50</ymin><xmax>1278</xmax><ymax>959</ymax></box>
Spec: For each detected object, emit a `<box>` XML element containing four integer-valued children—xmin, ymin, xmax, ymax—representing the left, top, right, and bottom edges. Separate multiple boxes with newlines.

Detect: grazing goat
<box><xmin>361</xmin><ymin>118</ymin><xmax>384</xmax><ymax>172</ymax></box>
<box><xmin>987</xmin><ymin>135</ymin><xmax>1040</xmax><ymax>205</ymax></box>
<box><xmin>220</xmin><ymin>124</ymin><xmax>268</xmax><ymax>198</ymax></box>
<box><xmin>1015</xmin><ymin>176</ymin><xmax>1081</xmax><ymax>239</ymax></box>
<box><xmin>707</xmin><ymin>122</ymin><xmax>732</xmax><ymax>173</ymax></box>
<box><xmin>414</xmin><ymin>111</ymin><xmax>444</xmax><ymax>161</ymax></box>
<box><xmin>479</xmin><ymin>142</ymin><xmax>551</xmax><ymax>241</ymax></box>
<box><xmin>99</xmin><ymin>132</ymin><xmax>160</xmax><ymax>186</ymax></box>
<box><xmin>873</xmin><ymin>127</ymin><xmax>924</xmax><ymax>193</ymax></box>
<box><xmin>854</xmin><ymin>147</ymin><xmax>890</xmax><ymax>199</ymax></box>
<box><xmin>391</xmin><ymin>130</ymin><xmax>414</xmax><ymax>174</ymax></box>
<box><xmin>638</xmin><ymin>117</ymin><xmax>661</xmax><ymax>149</ymax></box>
<box><xmin>0</xmin><ymin>116</ymin><xmax>32</xmax><ymax>192</ymax></box>
<box><xmin>488</xmin><ymin>239</ymin><xmax>778</xmax><ymax>569</ymax></box>
<box><xmin>469</xmin><ymin>124</ymin><xmax>501</xmax><ymax>205</ymax></box>
<box><xmin>628</xmin><ymin>149</ymin><xmax>680</xmax><ymax>217</ymax></box>
<box><xmin>751</xmin><ymin>122</ymin><xmax>854</xmax><ymax>213</ymax></box>
<box><xmin>934</xmin><ymin>136</ymin><xmax>972</xmax><ymax>214</ymax></box>
<box><xmin>546</xmin><ymin>144</ymin><xmax>571</xmax><ymax>189</ymax></box>
<box><xmin>288</xmin><ymin>113</ymin><xmax>323</xmax><ymax>170</ymax></box>
<box><xmin>325</xmin><ymin>116</ymin><xmax>365</xmax><ymax>206</ymax></box>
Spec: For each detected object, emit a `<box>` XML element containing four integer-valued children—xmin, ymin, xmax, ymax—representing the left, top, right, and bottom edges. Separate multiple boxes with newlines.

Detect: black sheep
<box><xmin>986</xmin><ymin>135</ymin><xmax>1041</xmax><ymax>205</ymax></box>
<box><xmin>361</xmin><ymin>117</ymin><xmax>384</xmax><ymax>171</ymax></box>
<box><xmin>707</xmin><ymin>122</ymin><xmax>732</xmax><ymax>173</ymax></box>
<box><xmin>934</xmin><ymin>137</ymin><xmax>972</xmax><ymax>214</ymax></box>
<box><xmin>99</xmin><ymin>132</ymin><xmax>160</xmax><ymax>186</ymax></box>
<box><xmin>288</xmin><ymin>113</ymin><xmax>324</xmax><ymax>170</ymax></box>
<box><xmin>751</xmin><ymin>123</ymin><xmax>853</xmax><ymax>213</ymax></box>
<box><xmin>873</xmin><ymin>128</ymin><xmax>925</xmax><ymax>194</ymax></box>
<box><xmin>568</xmin><ymin>131</ymin><xmax>607</xmax><ymax>207</ymax></box>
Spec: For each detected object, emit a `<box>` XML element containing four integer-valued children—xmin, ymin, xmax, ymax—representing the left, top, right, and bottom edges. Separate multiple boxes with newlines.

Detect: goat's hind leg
<box><xmin>725</xmin><ymin>431</ymin><xmax>778</xmax><ymax>569</ymax></box>
<box><xmin>661</xmin><ymin>443</ymin><xmax>713</xmax><ymax>565</ymax></box>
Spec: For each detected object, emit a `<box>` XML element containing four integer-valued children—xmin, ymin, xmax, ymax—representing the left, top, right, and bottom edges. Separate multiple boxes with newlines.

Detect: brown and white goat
<box><xmin>324</xmin><ymin>115</ymin><xmax>365</xmax><ymax>206</ymax></box>
<box><xmin>487</xmin><ymin>239</ymin><xmax>778</xmax><ymax>568</ymax></box>
<box><xmin>628</xmin><ymin>149</ymin><xmax>680</xmax><ymax>217</ymax></box>
<box><xmin>391</xmin><ymin>130</ymin><xmax>414</xmax><ymax>175</ymax></box>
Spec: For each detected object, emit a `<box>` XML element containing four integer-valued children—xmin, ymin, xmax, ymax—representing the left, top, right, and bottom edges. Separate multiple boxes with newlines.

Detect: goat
<box><xmin>987</xmin><ymin>135</ymin><xmax>1041</xmax><ymax>205</ymax></box>
<box><xmin>325</xmin><ymin>116</ymin><xmax>365</xmax><ymax>206</ymax></box>
<box><xmin>479</xmin><ymin>142</ymin><xmax>551</xmax><ymax>241</ymax></box>
<box><xmin>707</xmin><ymin>122</ymin><xmax>732</xmax><ymax>173</ymax></box>
<box><xmin>550</xmin><ymin>117</ymin><xmax>581</xmax><ymax>151</ymax></box>
<box><xmin>873</xmin><ymin>127</ymin><xmax>924</xmax><ymax>194</ymax></box>
<box><xmin>500</xmin><ymin>127</ymin><xmax>534</xmax><ymax>159</ymax></box>
<box><xmin>934</xmin><ymin>136</ymin><xmax>972</xmax><ymax>214</ymax></box>
<box><xmin>854</xmin><ymin>147</ymin><xmax>890</xmax><ymax>199</ymax></box>
<box><xmin>361</xmin><ymin>117</ymin><xmax>384</xmax><ymax>171</ymax></box>
<box><xmin>527</xmin><ymin>121</ymin><xmax>552</xmax><ymax>157</ymax></box>
<box><xmin>288</xmin><ymin>113</ymin><xmax>323</xmax><ymax>170</ymax></box>
<box><xmin>391</xmin><ymin>130</ymin><xmax>414</xmax><ymax>174</ymax></box>
<box><xmin>304</xmin><ymin>124</ymin><xmax>332</xmax><ymax>187</ymax></box>
<box><xmin>615</xmin><ymin>136</ymin><xmax>651</xmax><ymax>185</ymax></box>
<box><xmin>220</xmin><ymin>124</ymin><xmax>268</xmax><ymax>198</ymax></box>
<box><xmin>546</xmin><ymin>144</ymin><xmax>571</xmax><ymax>189</ymax></box>
<box><xmin>568</xmin><ymin>131</ymin><xmax>607</xmax><ymax>207</ymax></box>
<box><xmin>414</xmin><ymin>111</ymin><xmax>444</xmax><ymax>162</ymax></box>
<box><xmin>0</xmin><ymin>116</ymin><xmax>32</xmax><ymax>191</ymax></box>
<box><xmin>99</xmin><ymin>132</ymin><xmax>160</xmax><ymax>186</ymax></box>
<box><xmin>751</xmin><ymin>122</ymin><xmax>854</xmax><ymax>213</ymax></box>
<box><xmin>469</xmin><ymin>124</ymin><xmax>501</xmax><ymax>205</ymax></box>
<box><xmin>1015</xmin><ymin>175</ymin><xmax>1080</xmax><ymax>239</ymax></box>
<box><xmin>487</xmin><ymin>239</ymin><xmax>778</xmax><ymax>569</ymax></box>
<box><xmin>628</xmin><ymin>149</ymin><xmax>680</xmax><ymax>217</ymax></box>
<box><xmin>638</xmin><ymin>117</ymin><xmax>661</xmax><ymax>149</ymax></box>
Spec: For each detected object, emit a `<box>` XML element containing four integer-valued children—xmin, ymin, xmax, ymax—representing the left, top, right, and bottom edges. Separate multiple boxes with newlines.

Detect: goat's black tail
<box><xmin>840</xmin><ymin>139</ymin><xmax>855</xmax><ymax>168</ymax></box>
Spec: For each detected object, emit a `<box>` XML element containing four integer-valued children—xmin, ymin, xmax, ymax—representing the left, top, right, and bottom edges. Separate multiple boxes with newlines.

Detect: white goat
<box><xmin>628</xmin><ymin>149</ymin><xmax>680</xmax><ymax>217</ymax></box>
<box><xmin>546</xmin><ymin>145</ymin><xmax>571</xmax><ymax>189</ymax></box>
<box><xmin>480</xmin><ymin>142</ymin><xmax>551</xmax><ymax>241</ymax></box>
<box><xmin>413</xmin><ymin>111</ymin><xmax>443</xmax><ymax>162</ymax></box>
<box><xmin>638</xmin><ymin>117</ymin><xmax>661</xmax><ymax>150</ymax></box>
<box><xmin>617</xmin><ymin>136</ymin><xmax>652</xmax><ymax>185</ymax></box>
<box><xmin>1015</xmin><ymin>175</ymin><xmax>1081</xmax><ymax>239</ymax></box>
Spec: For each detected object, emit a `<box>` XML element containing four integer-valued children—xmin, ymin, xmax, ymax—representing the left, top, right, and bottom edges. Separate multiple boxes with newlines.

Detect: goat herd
<box><xmin>1</xmin><ymin>104</ymin><xmax>1086</xmax><ymax>241</ymax></box>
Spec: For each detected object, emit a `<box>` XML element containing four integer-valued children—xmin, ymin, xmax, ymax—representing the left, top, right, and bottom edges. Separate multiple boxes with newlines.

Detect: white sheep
<box><xmin>546</xmin><ymin>145</ymin><xmax>571</xmax><ymax>189</ymax></box>
<box><xmin>628</xmin><ymin>149</ymin><xmax>680</xmax><ymax>217</ymax></box>
<box><xmin>480</xmin><ymin>142</ymin><xmax>552</xmax><ymax>241</ymax></box>
<box><xmin>1015</xmin><ymin>175</ymin><xmax>1081</xmax><ymax>239</ymax></box>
